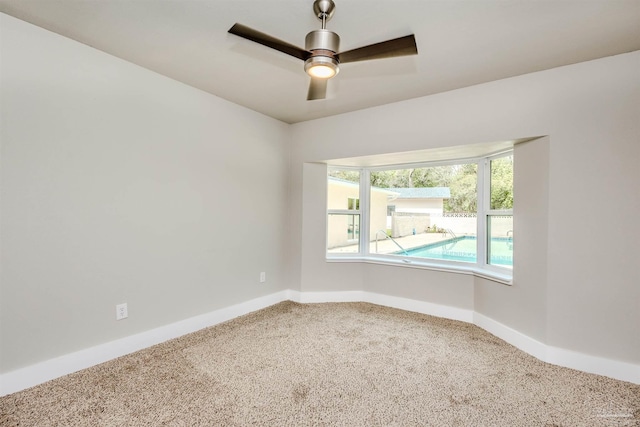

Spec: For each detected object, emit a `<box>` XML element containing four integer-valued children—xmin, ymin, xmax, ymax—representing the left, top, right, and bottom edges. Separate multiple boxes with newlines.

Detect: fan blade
<box><xmin>228</xmin><ymin>23</ymin><xmax>309</xmax><ymax>61</ymax></box>
<box><xmin>338</xmin><ymin>34</ymin><xmax>417</xmax><ymax>64</ymax></box>
<box><xmin>307</xmin><ymin>78</ymin><xmax>328</xmax><ymax>100</ymax></box>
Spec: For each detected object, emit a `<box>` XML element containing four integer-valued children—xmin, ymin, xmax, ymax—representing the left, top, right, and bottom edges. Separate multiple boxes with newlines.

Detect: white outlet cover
<box><xmin>260</xmin><ymin>272</ymin><xmax>266</xmax><ymax>283</ymax></box>
<box><xmin>116</xmin><ymin>303</ymin><xmax>128</xmax><ymax>320</ymax></box>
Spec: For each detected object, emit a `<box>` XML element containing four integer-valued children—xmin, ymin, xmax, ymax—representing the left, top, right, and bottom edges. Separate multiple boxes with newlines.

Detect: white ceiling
<box><xmin>1</xmin><ymin>0</ymin><xmax>639</xmax><ymax>124</ymax></box>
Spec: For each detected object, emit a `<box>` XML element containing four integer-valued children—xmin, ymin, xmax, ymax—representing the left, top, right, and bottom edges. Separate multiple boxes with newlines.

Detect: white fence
<box><xmin>391</xmin><ymin>212</ymin><xmax>430</xmax><ymax>237</ymax></box>
<box><xmin>430</xmin><ymin>214</ymin><xmax>477</xmax><ymax>235</ymax></box>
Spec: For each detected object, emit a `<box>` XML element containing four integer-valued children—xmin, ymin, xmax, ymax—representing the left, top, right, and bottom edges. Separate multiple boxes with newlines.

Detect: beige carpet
<box><xmin>1</xmin><ymin>301</ymin><xmax>638</xmax><ymax>426</ymax></box>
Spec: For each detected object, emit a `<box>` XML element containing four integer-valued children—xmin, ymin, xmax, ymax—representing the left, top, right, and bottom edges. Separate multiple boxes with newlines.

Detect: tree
<box><xmin>489</xmin><ymin>156</ymin><xmax>513</xmax><ymax>210</ymax></box>
<box><xmin>328</xmin><ymin>169</ymin><xmax>359</xmax><ymax>183</ymax></box>
<box><xmin>332</xmin><ymin>157</ymin><xmax>512</xmax><ymax>214</ymax></box>
<box><xmin>443</xmin><ymin>163</ymin><xmax>477</xmax><ymax>213</ymax></box>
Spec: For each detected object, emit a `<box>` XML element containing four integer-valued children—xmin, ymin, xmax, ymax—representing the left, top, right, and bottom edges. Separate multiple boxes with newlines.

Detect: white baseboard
<box><xmin>288</xmin><ymin>290</ymin><xmax>474</xmax><ymax>323</ymax></box>
<box><xmin>291</xmin><ymin>290</ymin><xmax>366</xmax><ymax>303</ymax></box>
<box><xmin>0</xmin><ymin>290</ymin><xmax>291</xmax><ymax>397</ymax></box>
<box><xmin>546</xmin><ymin>345</ymin><xmax>640</xmax><ymax>385</ymax></box>
<box><xmin>473</xmin><ymin>312</ymin><xmax>548</xmax><ymax>361</ymax></box>
<box><xmin>364</xmin><ymin>292</ymin><xmax>474</xmax><ymax>323</ymax></box>
<box><xmin>2</xmin><ymin>289</ymin><xmax>637</xmax><ymax>396</ymax></box>
<box><xmin>473</xmin><ymin>312</ymin><xmax>640</xmax><ymax>384</ymax></box>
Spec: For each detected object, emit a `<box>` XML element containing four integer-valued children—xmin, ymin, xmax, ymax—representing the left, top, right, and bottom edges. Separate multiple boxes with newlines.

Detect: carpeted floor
<box><xmin>1</xmin><ymin>301</ymin><xmax>638</xmax><ymax>426</ymax></box>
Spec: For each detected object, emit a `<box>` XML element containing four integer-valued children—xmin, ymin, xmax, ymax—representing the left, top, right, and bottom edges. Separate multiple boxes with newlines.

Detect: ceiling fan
<box><xmin>228</xmin><ymin>0</ymin><xmax>418</xmax><ymax>101</ymax></box>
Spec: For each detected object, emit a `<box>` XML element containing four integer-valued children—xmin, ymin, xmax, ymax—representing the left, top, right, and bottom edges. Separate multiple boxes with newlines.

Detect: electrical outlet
<box><xmin>116</xmin><ymin>303</ymin><xmax>128</xmax><ymax>320</ymax></box>
<box><xmin>260</xmin><ymin>272</ymin><xmax>266</xmax><ymax>283</ymax></box>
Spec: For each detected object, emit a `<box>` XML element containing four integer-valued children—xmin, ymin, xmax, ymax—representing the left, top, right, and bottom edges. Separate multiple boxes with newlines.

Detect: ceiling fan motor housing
<box><xmin>305</xmin><ymin>29</ymin><xmax>340</xmax><ymax>53</ymax></box>
<box><xmin>304</xmin><ymin>29</ymin><xmax>340</xmax><ymax>77</ymax></box>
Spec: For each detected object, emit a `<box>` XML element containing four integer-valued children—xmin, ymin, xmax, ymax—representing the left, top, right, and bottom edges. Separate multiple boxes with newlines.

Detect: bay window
<box><xmin>327</xmin><ymin>151</ymin><xmax>514</xmax><ymax>281</ymax></box>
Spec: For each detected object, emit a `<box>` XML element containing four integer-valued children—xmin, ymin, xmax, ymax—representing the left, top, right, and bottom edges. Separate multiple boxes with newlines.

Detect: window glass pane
<box><xmin>327</xmin><ymin>214</ymin><xmax>360</xmax><ymax>253</ymax></box>
<box><xmin>328</xmin><ymin>170</ymin><xmax>360</xmax><ymax>210</ymax></box>
<box><xmin>369</xmin><ymin>164</ymin><xmax>477</xmax><ymax>263</ymax></box>
<box><xmin>490</xmin><ymin>155</ymin><xmax>513</xmax><ymax>210</ymax></box>
<box><xmin>347</xmin><ymin>198</ymin><xmax>360</xmax><ymax>210</ymax></box>
<box><xmin>488</xmin><ymin>215</ymin><xmax>513</xmax><ymax>268</ymax></box>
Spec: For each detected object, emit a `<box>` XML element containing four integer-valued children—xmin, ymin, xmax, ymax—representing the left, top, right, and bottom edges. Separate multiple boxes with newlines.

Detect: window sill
<box><xmin>326</xmin><ymin>255</ymin><xmax>513</xmax><ymax>285</ymax></box>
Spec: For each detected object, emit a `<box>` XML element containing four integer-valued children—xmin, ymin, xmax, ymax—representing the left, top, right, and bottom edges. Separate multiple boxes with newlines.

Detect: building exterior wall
<box><xmin>391</xmin><ymin>213</ymin><xmax>430</xmax><ymax>237</ymax></box>
<box><xmin>327</xmin><ymin>181</ymin><xmax>358</xmax><ymax>210</ymax></box>
<box><xmin>431</xmin><ymin>215</ymin><xmax>476</xmax><ymax>236</ymax></box>
<box><xmin>369</xmin><ymin>191</ymin><xmax>390</xmax><ymax>242</ymax></box>
<box><xmin>393</xmin><ymin>198</ymin><xmax>444</xmax><ymax>214</ymax></box>
<box><xmin>327</xmin><ymin>181</ymin><xmax>390</xmax><ymax>248</ymax></box>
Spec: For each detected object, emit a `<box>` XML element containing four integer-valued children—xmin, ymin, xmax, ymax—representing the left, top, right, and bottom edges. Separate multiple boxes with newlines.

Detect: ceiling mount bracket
<box><xmin>313</xmin><ymin>0</ymin><xmax>335</xmax><ymax>29</ymax></box>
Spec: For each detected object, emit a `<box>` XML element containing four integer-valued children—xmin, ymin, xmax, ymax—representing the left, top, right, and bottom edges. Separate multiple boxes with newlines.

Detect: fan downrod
<box><xmin>313</xmin><ymin>0</ymin><xmax>335</xmax><ymax>28</ymax></box>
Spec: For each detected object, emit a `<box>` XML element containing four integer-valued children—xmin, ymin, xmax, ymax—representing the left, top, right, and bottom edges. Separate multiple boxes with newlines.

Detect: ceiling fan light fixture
<box><xmin>304</xmin><ymin>29</ymin><xmax>340</xmax><ymax>78</ymax></box>
<box><xmin>305</xmin><ymin>56</ymin><xmax>339</xmax><ymax>79</ymax></box>
<box><xmin>228</xmin><ymin>0</ymin><xmax>418</xmax><ymax>100</ymax></box>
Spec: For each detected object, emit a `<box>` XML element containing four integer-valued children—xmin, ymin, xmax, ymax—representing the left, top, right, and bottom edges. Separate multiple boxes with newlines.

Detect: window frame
<box><xmin>326</xmin><ymin>151</ymin><xmax>513</xmax><ymax>284</ymax></box>
<box><xmin>482</xmin><ymin>152</ymin><xmax>514</xmax><ymax>274</ymax></box>
<box><xmin>326</xmin><ymin>168</ymin><xmax>365</xmax><ymax>255</ymax></box>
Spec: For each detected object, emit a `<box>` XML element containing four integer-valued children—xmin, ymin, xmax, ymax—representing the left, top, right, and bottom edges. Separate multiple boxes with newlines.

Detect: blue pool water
<box><xmin>397</xmin><ymin>236</ymin><xmax>513</xmax><ymax>266</ymax></box>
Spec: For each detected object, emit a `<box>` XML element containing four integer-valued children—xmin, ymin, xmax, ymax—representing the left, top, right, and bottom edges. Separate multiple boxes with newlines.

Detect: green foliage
<box><xmin>444</xmin><ymin>170</ymin><xmax>478</xmax><ymax>212</ymax></box>
<box><xmin>370</xmin><ymin>166</ymin><xmax>453</xmax><ymax>189</ymax></box>
<box><xmin>328</xmin><ymin>169</ymin><xmax>359</xmax><ymax>183</ymax></box>
<box><xmin>490</xmin><ymin>156</ymin><xmax>513</xmax><ymax>210</ymax></box>
<box><xmin>332</xmin><ymin>156</ymin><xmax>513</xmax><ymax>214</ymax></box>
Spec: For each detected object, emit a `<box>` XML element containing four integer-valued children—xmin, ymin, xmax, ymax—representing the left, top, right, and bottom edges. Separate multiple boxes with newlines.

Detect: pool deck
<box><xmin>329</xmin><ymin>232</ymin><xmax>468</xmax><ymax>255</ymax></box>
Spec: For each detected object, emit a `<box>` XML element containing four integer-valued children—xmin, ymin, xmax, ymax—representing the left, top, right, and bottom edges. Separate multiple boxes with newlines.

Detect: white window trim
<box><xmin>326</xmin><ymin>167</ymin><xmax>363</xmax><ymax>256</ymax></box>
<box><xmin>482</xmin><ymin>152</ymin><xmax>514</xmax><ymax>274</ymax></box>
<box><xmin>327</xmin><ymin>152</ymin><xmax>514</xmax><ymax>285</ymax></box>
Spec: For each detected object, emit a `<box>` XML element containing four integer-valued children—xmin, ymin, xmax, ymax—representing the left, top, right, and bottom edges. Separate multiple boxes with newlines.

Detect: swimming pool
<box><xmin>397</xmin><ymin>236</ymin><xmax>513</xmax><ymax>266</ymax></box>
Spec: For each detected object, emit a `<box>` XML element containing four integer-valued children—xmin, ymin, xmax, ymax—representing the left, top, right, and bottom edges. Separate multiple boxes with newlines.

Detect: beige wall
<box><xmin>327</xmin><ymin>180</ymin><xmax>391</xmax><ymax>248</ymax></box>
<box><xmin>369</xmin><ymin>191</ymin><xmax>390</xmax><ymax>241</ymax></box>
<box><xmin>326</xmin><ymin>181</ymin><xmax>359</xmax><ymax>249</ymax></box>
<box><xmin>0</xmin><ymin>14</ymin><xmax>291</xmax><ymax>373</ymax></box>
<box><xmin>327</xmin><ymin>180</ymin><xmax>359</xmax><ymax>210</ymax></box>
